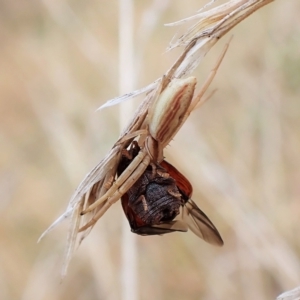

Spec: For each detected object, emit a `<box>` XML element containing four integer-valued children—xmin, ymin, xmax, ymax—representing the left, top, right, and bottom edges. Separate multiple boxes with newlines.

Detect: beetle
<box><xmin>117</xmin><ymin>141</ymin><xmax>223</xmax><ymax>246</ymax></box>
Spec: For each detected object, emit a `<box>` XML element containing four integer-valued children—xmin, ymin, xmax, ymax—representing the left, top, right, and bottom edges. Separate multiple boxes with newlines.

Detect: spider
<box><xmin>79</xmin><ymin>64</ymin><xmax>223</xmax><ymax>232</ymax></box>
<box><xmin>77</xmin><ymin>44</ymin><xmax>229</xmax><ymax>232</ymax></box>
<box><xmin>79</xmin><ymin>76</ymin><xmax>197</xmax><ymax>231</ymax></box>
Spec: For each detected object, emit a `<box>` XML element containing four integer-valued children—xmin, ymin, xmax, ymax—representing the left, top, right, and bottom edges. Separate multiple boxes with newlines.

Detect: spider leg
<box><xmin>116</xmin><ymin>129</ymin><xmax>148</xmax><ymax>145</ymax></box>
<box><xmin>79</xmin><ymin>154</ymin><xmax>151</xmax><ymax>231</ymax></box>
<box><xmin>187</xmin><ymin>41</ymin><xmax>229</xmax><ymax>115</ymax></box>
<box><xmin>81</xmin><ymin>147</ymin><xmax>148</xmax><ymax>215</ymax></box>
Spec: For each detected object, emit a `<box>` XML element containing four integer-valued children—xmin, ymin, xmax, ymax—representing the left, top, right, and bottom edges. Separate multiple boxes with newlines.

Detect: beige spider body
<box><xmin>149</xmin><ymin>77</ymin><xmax>197</xmax><ymax>147</ymax></box>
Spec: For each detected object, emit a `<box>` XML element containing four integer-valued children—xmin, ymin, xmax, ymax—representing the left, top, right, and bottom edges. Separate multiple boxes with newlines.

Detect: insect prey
<box><xmin>118</xmin><ymin>141</ymin><xmax>223</xmax><ymax>246</ymax></box>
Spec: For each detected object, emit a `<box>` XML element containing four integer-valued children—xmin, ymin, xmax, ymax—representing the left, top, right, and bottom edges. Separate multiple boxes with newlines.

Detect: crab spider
<box><xmin>80</xmin><ymin>77</ymin><xmax>205</xmax><ymax>231</ymax></box>
<box><xmin>78</xmin><ymin>44</ymin><xmax>228</xmax><ymax>232</ymax></box>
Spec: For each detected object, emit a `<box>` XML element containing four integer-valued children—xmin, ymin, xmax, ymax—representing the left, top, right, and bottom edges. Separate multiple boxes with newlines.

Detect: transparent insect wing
<box><xmin>183</xmin><ymin>199</ymin><xmax>223</xmax><ymax>246</ymax></box>
<box><xmin>161</xmin><ymin>159</ymin><xmax>223</xmax><ymax>246</ymax></box>
<box><xmin>138</xmin><ymin>220</ymin><xmax>188</xmax><ymax>235</ymax></box>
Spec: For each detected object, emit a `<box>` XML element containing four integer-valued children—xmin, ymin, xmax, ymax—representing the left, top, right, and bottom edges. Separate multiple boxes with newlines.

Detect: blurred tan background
<box><xmin>1</xmin><ymin>1</ymin><xmax>300</xmax><ymax>299</ymax></box>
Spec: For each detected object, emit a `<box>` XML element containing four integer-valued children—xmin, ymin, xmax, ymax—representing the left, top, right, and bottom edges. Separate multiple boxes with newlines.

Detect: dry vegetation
<box><xmin>1</xmin><ymin>1</ymin><xmax>300</xmax><ymax>300</ymax></box>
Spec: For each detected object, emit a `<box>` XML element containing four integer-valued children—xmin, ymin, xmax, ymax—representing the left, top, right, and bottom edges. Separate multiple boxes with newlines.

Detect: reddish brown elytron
<box><xmin>118</xmin><ymin>142</ymin><xmax>223</xmax><ymax>246</ymax></box>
